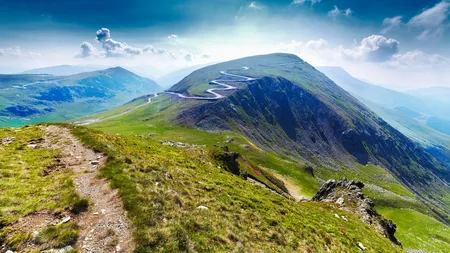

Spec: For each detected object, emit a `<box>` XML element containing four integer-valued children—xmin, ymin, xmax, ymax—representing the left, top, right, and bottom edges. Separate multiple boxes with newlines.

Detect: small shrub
<box><xmin>72</xmin><ymin>198</ymin><xmax>89</xmax><ymax>214</ymax></box>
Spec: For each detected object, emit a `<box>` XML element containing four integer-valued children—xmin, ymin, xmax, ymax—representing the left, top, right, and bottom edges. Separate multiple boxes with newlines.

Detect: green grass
<box><xmin>70</xmin><ymin>125</ymin><xmax>402</xmax><ymax>252</ymax></box>
<box><xmin>378</xmin><ymin>208</ymin><xmax>450</xmax><ymax>253</ymax></box>
<box><xmin>0</xmin><ymin>126</ymin><xmax>80</xmax><ymax>251</ymax></box>
<box><xmin>36</xmin><ymin>221</ymin><xmax>80</xmax><ymax>249</ymax></box>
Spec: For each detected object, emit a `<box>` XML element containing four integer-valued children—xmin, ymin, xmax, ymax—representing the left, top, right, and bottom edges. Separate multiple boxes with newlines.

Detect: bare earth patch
<box><xmin>40</xmin><ymin>125</ymin><xmax>134</xmax><ymax>252</ymax></box>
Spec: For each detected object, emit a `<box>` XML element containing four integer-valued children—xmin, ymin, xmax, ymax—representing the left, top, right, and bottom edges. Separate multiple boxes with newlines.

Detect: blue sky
<box><xmin>0</xmin><ymin>0</ymin><xmax>449</xmax><ymax>89</ymax></box>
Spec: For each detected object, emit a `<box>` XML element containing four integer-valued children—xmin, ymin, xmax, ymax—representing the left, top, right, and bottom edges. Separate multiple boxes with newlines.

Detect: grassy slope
<box><xmin>378</xmin><ymin>208</ymin><xmax>450</xmax><ymax>253</ymax></box>
<box><xmin>360</xmin><ymin>99</ymin><xmax>450</xmax><ymax>150</ymax></box>
<box><xmin>71</xmin><ymin>125</ymin><xmax>402</xmax><ymax>252</ymax></box>
<box><xmin>85</xmin><ymin>95</ymin><xmax>450</xmax><ymax>252</ymax></box>
<box><xmin>0</xmin><ymin>126</ymin><xmax>80</xmax><ymax>251</ymax></box>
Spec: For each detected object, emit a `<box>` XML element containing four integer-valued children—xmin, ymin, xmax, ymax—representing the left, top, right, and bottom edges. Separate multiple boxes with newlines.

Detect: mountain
<box><xmin>156</xmin><ymin>63</ymin><xmax>215</xmax><ymax>88</ymax></box>
<box><xmin>80</xmin><ymin>53</ymin><xmax>450</xmax><ymax>252</ymax></box>
<box><xmin>22</xmin><ymin>65</ymin><xmax>108</xmax><ymax>76</ymax></box>
<box><xmin>0</xmin><ymin>67</ymin><xmax>161</xmax><ymax>127</ymax></box>
<box><xmin>407</xmin><ymin>86</ymin><xmax>450</xmax><ymax>104</ymax></box>
<box><xmin>318</xmin><ymin>66</ymin><xmax>450</xmax><ymax>166</ymax></box>
<box><xmin>168</xmin><ymin>54</ymin><xmax>450</xmax><ymax>218</ymax></box>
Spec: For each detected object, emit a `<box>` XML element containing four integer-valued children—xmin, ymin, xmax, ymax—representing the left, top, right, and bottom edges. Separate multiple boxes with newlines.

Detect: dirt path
<box><xmin>41</xmin><ymin>125</ymin><xmax>134</xmax><ymax>252</ymax></box>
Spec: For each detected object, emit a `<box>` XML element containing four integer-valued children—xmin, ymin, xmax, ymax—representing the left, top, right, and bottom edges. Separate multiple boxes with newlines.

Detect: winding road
<box><xmin>164</xmin><ymin>68</ymin><xmax>257</xmax><ymax>100</ymax></box>
<box><xmin>75</xmin><ymin>62</ymin><xmax>302</xmax><ymax>125</ymax></box>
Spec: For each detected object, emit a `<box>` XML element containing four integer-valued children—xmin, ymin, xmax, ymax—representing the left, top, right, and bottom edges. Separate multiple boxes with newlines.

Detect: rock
<box><xmin>58</xmin><ymin>216</ymin><xmax>71</xmax><ymax>225</ymax></box>
<box><xmin>336</xmin><ymin>197</ymin><xmax>345</xmax><ymax>206</ymax></box>
<box><xmin>101</xmin><ymin>209</ymin><xmax>106</xmax><ymax>214</ymax></box>
<box><xmin>312</xmin><ymin>178</ymin><xmax>402</xmax><ymax>247</ymax></box>
<box><xmin>357</xmin><ymin>242</ymin><xmax>366</xmax><ymax>251</ymax></box>
<box><xmin>334</xmin><ymin>213</ymin><xmax>340</xmax><ymax>219</ymax></box>
<box><xmin>6</xmin><ymin>250</ymin><xmax>15</xmax><ymax>253</ymax></box>
<box><xmin>0</xmin><ymin>136</ymin><xmax>15</xmax><ymax>146</ymax></box>
<box><xmin>90</xmin><ymin>160</ymin><xmax>100</xmax><ymax>165</ymax></box>
<box><xmin>197</xmin><ymin>205</ymin><xmax>209</xmax><ymax>210</ymax></box>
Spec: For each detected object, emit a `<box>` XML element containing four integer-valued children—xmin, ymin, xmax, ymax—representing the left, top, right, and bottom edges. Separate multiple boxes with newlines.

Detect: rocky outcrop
<box><xmin>313</xmin><ymin>178</ymin><xmax>402</xmax><ymax>246</ymax></box>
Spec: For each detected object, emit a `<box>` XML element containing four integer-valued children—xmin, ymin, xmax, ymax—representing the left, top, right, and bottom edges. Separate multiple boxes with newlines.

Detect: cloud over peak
<box><xmin>75</xmin><ymin>42</ymin><xmax>101</xmax><ymax>58</ymax></box>
<box><xmin>341</xmin><ymin>35</ymin><xmax>399</xmax><ymax>62</ymax></box>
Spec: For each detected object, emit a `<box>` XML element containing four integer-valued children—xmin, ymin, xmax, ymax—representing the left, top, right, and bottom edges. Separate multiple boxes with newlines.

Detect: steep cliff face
<box><xmin>171</xmin><ymin>54</ymin><xmax>450</xmax><ymax>221</ymax></box>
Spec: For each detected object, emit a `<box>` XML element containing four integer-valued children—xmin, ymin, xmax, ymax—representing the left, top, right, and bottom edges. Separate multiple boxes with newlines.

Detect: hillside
<box><xmin>0</xmin><ymin>67</ymin><xmax>161</xmax><ymax>127</ymax></box>
<box><xmin>0</xmin><ymin>124</ymin><xmax>404</xmax><ymax>252</ymax></box>
<box><xmin>84</xmin><ymin>53</ymin><xmax>450</xmax><ymax>252</ymax></box>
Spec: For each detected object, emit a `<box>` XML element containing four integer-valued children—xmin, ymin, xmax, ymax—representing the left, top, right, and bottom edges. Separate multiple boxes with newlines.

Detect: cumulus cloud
<box><xmin>75</xmin><ymin>42</ymin><xmax>101</xmax><ymax>58</ymax></box>
<box><xmin>407</xmin><ymin>1</ymin><xmax>450</xmax><ymax>40</ymax></box>
<box><xmin>340</xmin><ymin>35</ymin><xmax>399</xmax><ymax>62</ymax></box>
<box><xmin>328</xmin><ymin>6</ymin><xmax>352</xmax><ymax>17</ymax></box>
<box><xmin>96</xmin><ymin>28</ymin><xmax>111</xmax><ymax>43</ymax></box>
<box><xmin>0</xmin><ymin>46</ymin><xmax>41</xmax><ymax>58</ymax></box>
<box><xmin>94</xmin><ymin>28</ymin><xmax>142</xmax><ymax>58</ymax></box>
<box><xmin>381</xmin><ymin>16</ymin><xmax>403</xmax><ymax>34</ymax></box>
<box><xmin>389</xmin><ymin>50</ymin><xmax>449</xmax><ymax>69</ymax></box>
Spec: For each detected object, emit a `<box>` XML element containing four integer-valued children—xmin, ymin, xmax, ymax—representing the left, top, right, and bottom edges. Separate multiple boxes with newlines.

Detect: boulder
<box><xmin>312</xmin><ymin>178</ymin><xmax>402</xmax><ymax>246</ymax></box>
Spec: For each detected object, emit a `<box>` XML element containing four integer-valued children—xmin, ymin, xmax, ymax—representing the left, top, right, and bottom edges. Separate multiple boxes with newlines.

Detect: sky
<box><xmin>0</xmin><ymin>0</ymin><xmax>449</xmax><ymax>90</ymax></box>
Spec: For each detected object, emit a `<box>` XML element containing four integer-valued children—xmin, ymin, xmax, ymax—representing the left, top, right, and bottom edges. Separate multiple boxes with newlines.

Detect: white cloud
<box><xmin>96</xmin><ymin>28</ymin><xmax>111</xmax><ymax>43</ymax></box>
<box><xmin>340</xmin><ymin>35</ymin><xmax>399</xmax><ymax>62</ymax></box>
<box><xmin>407</xmin><ymin>1</ymin><xmax>450</xmax><ymax>40</ymax></box>
<box><xmin>93</xmin><ymin>28</ymin><xmax>143</xmax><ymax>58</ymax></box>
<box><xmin>305</xmin><ymin>38</ymin><xmax>328</xmax><ymax>49</ymax></box>
<box><xmin>143</xmin><ymin>45</ymin><xmax>177</xmax><ymax>59</ymax></box>
<box><xmin>381</xmin><ymin>16</ymin><xmax>403</xmax><ymax>34</ymax></box>
<box><xmin>0</xmin><ymin>46</ymin><xmax>41</xmax><ymax>58</ymax></box>
<box><xmin>75</xmin><ymin>42</ymin><xmax>101</xmax><ymax>58</ymax></box>
<box><xmin>248</xmin><ymin>1</ymin><xmax>263</xmax><ymax>9</ymax></box>
<box><xmin>291</xmin><ymin>0</ymin><xmax>322</xmax><ymax>6</ymax></box>
<box><xmin>389</xmin><ymin>50</ymin><xmax>449</xmax><ymax>69</ymax></box>
<box><xmin>168</xmin><ymin>34</ymin><xmax>180</xmax><ymax>45</ymax></box>
<box><xmin>328</xmin><ymin>6</ymin><xmax>352</xmax><ymax>17</ymax></box>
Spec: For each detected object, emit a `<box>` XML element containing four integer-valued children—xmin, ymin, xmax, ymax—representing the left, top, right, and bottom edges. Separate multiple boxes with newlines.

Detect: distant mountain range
<box><xmin>0</xmin><ymin>67</ymin><xmax>161</xmax><ymax>127</ymax></box>
<box><xmin>407</xmin><ymin>86</ymin><xmax>450</xmax><ymax>104</ymax></box>
<box><xmin>22</xmin><ymin>65</ymin><xmax>108</xmax><ymax>76</ymax></box>
<box><xmin>319</xmin><ymin>67</ymin><xmax>450</xmax><ymax>146</ymax></box>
